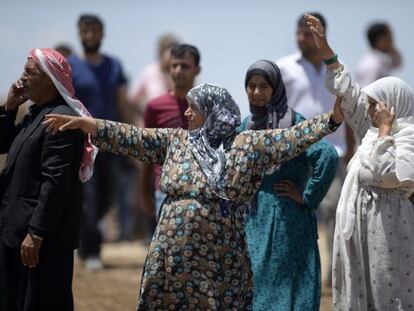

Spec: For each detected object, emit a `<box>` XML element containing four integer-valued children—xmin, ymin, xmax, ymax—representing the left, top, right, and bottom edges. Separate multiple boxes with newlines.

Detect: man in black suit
<box><xmin>0</xmin><ymin>48</ymin><xmax>93</xmax><ymax>311</ymax></box>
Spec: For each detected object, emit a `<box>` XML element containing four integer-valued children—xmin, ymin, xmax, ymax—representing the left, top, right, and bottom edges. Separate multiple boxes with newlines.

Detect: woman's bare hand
<box><xmin>43</xmin><ymin>114</ymin><xmax>98</xmax><ymax>136</ymax></box>
<box><xmin>304</xmin><ymin>13</ymin><xmax>339</xmax><ymax>69</ymax></box>
<box><xmin>374</xmin><ymin>101</ymin><xmax>395</xmax><ymax>137</ymax></box>
<box><xmin>274</xmin><ymin>180</ymin><xmax>304</xmax><ymax>205</ymax></box>
<box><xmin>304</xmin><ymin>14</ymin><xmax>328</xmax><ymax>52</ymax></box>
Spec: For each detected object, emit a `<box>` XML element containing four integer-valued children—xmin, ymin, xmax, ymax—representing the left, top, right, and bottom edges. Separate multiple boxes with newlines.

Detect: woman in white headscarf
<box><xmin>306</xmin><ymin>14</ymin><xmax>414</xmax><ymax>310</ymax></box>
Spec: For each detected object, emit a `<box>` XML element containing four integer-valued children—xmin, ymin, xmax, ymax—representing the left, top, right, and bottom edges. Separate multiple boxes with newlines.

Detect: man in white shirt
<box><xmin>277</xmin><ymin>12</ymin><xmax>355</xmax><ymax>287</ymax></box>
<box><xmin>356</xmin><ymin>22</ymin><xmax>402</xmax><ymax>87</ymax></box>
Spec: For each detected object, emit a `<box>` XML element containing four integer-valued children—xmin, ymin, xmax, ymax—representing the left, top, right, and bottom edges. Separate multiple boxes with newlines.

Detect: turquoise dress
<box><xmin>240</xmin><ymin>113</ymin><xmax>338</xmax><ymax>311</ymax></box>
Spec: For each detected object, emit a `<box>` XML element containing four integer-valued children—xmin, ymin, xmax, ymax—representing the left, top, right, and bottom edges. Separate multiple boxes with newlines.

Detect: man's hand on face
<box><xmin>21</xmin><ymin>233</ymin><xmax>43</xmax><ymax>268</ymax></box>
<box><xmin>5</xmin><ymin>79</ymin><xmax>28</xmax><ymax>112</ymax></box>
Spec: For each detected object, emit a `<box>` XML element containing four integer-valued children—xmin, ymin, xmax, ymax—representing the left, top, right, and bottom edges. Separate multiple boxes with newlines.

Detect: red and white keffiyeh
<box><xmin>28</xmin><ymin>48</ymin><xmax>98</xmax><ymax>182</ymax></box>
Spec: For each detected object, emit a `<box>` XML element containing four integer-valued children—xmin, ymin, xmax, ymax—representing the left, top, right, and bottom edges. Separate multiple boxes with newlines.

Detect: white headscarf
<box><xmin>338</xmin><ymin>77</ymin><xmax>414</xmax><ymax>240</ymax></box>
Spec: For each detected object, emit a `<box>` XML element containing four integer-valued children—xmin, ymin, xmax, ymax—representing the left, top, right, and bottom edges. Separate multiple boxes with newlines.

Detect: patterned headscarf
<box><xmin>245</xmin><ymin>59</ymin><xmax>289</xmax><ymax>130</ymax></box>
<box><xmin>28</xmin><ymin>48</ymin><xmax>97</xmax><ymax>182</ymax></box>
<box><xmin>187</xmin><ymin>83</ymin><xmax>241</xmax><ymax>200</ymax></box>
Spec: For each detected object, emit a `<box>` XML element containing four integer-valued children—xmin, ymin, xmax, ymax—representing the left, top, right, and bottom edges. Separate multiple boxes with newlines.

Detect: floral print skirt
<box><xmin>137</xmin><ymin>197</ymin><xmax>253</xmax><ymax>310</ymax></box>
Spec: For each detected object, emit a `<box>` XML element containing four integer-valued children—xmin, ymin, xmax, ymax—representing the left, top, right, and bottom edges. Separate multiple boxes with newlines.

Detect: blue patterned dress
<box><xmin>91</xmin><ymin>112</ymin><xmax>334</xmax><ymax>310</ymax></box>
<box><xmin>240</xmin><ymin>113</ymin><xmax>338</xmax><ymax>311</ymax></box>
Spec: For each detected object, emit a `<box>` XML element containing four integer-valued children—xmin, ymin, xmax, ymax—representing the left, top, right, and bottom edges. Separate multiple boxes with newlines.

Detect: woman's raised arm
<box><xmin>305</xmin><ymin>14</ymin><xmax>371</xmax><ymax>139</ymax></box>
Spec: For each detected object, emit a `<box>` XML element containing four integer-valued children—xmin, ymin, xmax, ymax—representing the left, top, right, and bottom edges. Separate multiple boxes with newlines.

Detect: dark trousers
<box><xmin>79</xmin><ymin>152</ymin><xmax>120</xmax><ymax>258</ymax></box>
<box><xmin>0</xmin><ymin>240</ymin><xmax>74</xmax><ymax>311</ymax></box>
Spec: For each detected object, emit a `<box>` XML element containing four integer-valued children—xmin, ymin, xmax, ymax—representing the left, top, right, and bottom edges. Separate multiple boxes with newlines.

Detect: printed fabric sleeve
<box><xmin>244</xmin><ymin>112</ymin><xmax>335</xmax><ymax>172</ymax></box>
<box><xmin>92</xmin><ymin>119</ymin><xmax>175</xmax><ymax>165</ymax></box>
<box><xmin>302</xmin><ymin>139</ymin><xmax>339</xmax><ymax>210</ymax></box>
<box><xmin>325</xmin><ymin>65</ymin><xmax>370</xmax><ymax>140</ymax></box>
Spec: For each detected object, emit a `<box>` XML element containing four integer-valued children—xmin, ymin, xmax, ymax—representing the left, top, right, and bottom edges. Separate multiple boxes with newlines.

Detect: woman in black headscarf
<box><xmin>240</xmin><ymin>60</ymin><xmax>339</xmax><ymax>310</ymax></box>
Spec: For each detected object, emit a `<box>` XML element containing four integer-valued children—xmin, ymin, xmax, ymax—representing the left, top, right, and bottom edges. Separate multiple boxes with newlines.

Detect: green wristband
<box><xmin>323</xmin><ymin>54</ymin><xmax>338</xmax><ymax>65</ymax></box>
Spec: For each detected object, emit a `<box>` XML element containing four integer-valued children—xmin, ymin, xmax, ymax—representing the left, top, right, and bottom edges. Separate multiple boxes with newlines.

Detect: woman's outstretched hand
<box><xmin>43</xmin><ymin>114</ymin><xmax>98</xmax><ymax>137</ymax></box>
<box><xmin>374</xmin><ymin>101</ymin><xmax>395</xmax><ymax>137</ymax></box>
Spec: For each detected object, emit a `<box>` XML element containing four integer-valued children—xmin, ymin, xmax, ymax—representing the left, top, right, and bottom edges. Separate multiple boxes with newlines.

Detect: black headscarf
<box><xmin>245</xmin><ymin>60</ymin><xmax>292</xmax><ymax>213</ymax></box>
<box><xmin>245</xmin><ymin>59</ymin><xmax>289</xmax><ymax>130</ymax></box>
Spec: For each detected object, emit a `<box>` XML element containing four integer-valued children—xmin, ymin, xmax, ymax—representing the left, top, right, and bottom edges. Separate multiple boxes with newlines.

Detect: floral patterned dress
<box><xmin>92</xmin><ymin>112</ymin><xmax>333</xmax><ymax>310</ymax></box>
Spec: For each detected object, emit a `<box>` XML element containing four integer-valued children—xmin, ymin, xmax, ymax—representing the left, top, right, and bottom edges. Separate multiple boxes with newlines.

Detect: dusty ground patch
<box><xmin>73</xmin><ymin>232</ymin><xmax>332</xmax><ymax>310</ymax></box>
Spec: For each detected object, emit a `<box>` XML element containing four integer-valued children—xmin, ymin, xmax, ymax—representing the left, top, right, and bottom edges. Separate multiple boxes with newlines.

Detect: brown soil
<box><xmin>73</xmin><ymin>232</ymin><xmax>332</xmax><ymax>311</ymax></box>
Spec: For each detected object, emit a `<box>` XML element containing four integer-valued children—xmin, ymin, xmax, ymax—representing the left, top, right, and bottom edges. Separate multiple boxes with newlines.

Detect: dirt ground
<box><xmin>73</xmin><ymin>227</ymin><xmax>333</xmax><ymax>311</ymax></box>
<box><xmin>73</xmin><ymin>241</ymin><xmax>147</xmax><ymax>311</ymax></box>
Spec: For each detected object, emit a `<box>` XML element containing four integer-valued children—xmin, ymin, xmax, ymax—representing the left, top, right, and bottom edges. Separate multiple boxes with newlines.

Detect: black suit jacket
<box><xmin>0</xmin><ymin>97</ymin><xmax>84</xmax><ymax>250</ymax></box>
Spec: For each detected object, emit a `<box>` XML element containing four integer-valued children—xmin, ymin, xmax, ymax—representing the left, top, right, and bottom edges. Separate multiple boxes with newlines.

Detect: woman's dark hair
<box><xmin>367</xmin><ymin>23</ymin><xmax>390</xmax><ymax>48</ymax></box>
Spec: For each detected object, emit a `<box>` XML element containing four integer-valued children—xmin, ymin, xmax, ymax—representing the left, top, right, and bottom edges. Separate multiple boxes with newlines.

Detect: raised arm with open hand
<box><xmin>304</xmin><ymin>14</ymin><xmax>341</xmax><ymax>70</ymax></box>
<box><xmin>43</xmin><ymin>114</ymin><xmax>98</xmax><ymax>137</ymax></box>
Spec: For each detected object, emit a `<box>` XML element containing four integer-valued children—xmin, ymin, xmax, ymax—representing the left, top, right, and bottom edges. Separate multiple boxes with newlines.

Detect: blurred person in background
<box><xmin>68</xmin><ymin>14</ymin><xmax>129</xmax><ymax>270</ymax></box>
<box><xmin>240</xmin><ymin>59</ymin><xmax>338</xmax><ymax>310</ymax></box>
<box><xmin>277</xmin><ymin>12</ymin><xmax>356</xmax><ymax>287</ymax></box>
<box><xmin>356</xmin><ymin>22</ymin><xmax>403</xmax><ymax>87</ymax></box>
<box><xmin>139</xmin><ymin>44</ymin><xmax>201</xmax><ymax>224</ymax></box>
<box><xmin>128</xmin><ymin>34</ymin><xmax>180</xmax><ymax>242</ymax></box>
<box><xmin>128</xmin><ymin>33</ymin><xmax>180</xmax><ymax>128</ymax></box>
<box><xmin>54</xmin><ymin>43</ymin><xmax>73</xmax><ymax>59</ymax></box>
